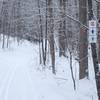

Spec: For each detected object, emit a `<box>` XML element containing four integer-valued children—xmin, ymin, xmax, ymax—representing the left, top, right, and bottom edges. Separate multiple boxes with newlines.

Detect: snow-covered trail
<box><xmin>0</xmin><ymin>66</ymin><xmax>35</xmax><ymax>100</ymax></box>
<box><xmin>5</xmin><ymin>67</ymin><xmax>35</xmax><ymax>100</ymax></box>
<box><xmin>0</xmin><ymin>41</ymin><xmax>98</xmax><ymax>100</ymax></box>
<box><xmin>0</xmin><ymin>42</ymin><xmax>74</xmax><ymax>100</ymax></box>
<box><xmin>0</xmin><ymin>42</ymin><xmax>38</xmax><ymax>100</ymax></box>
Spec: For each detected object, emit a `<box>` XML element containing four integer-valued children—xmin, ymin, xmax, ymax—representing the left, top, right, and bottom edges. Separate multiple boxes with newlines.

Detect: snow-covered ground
<box><xmin>0</xmin><ymin>39</ymin><xmax>98</xmax><ymax>100</ymax></box>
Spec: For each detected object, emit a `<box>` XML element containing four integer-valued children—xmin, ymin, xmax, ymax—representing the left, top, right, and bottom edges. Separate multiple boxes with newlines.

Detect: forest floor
<box><xmin>0</xmin><ymin>39</ymin><xmax>98</xmax><ymax>100</ymax></box>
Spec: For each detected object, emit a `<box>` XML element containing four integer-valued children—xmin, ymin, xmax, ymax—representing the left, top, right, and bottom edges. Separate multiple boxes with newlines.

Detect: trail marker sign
<box><xmin>89</xmin><ymin>20</ymin><xmax>97</xmax><ymax>43</ymax></box>
<box><xmin>89</xmin><ymin>20</ymin><xmax>96</xmax><ymax>28</ymax></box>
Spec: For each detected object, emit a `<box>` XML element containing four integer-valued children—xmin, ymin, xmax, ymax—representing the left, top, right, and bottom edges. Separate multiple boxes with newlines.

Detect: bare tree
<box><xmin>97</xmin><ymin>2</ymin><xmax>100</xmax><ymax>64</ymax></box>
<box><xmin>44</xmin><ymin>0</ymin><xmax>48</xmax><ymax>65</ymax></box>
<box><xmin>58</xmin><ymin>0</ymin><xmax>67</xmax><ymax>57</ymax></box>
<box><xmin>47</xmin><ymin>0</ymin><xmax>55</xmax><ymax>74</ymax></box>
<box><xmin>88</xmin><ymin>0</ymin><xmax>100</xmax><ymax>99</ymax></box>
<box><xmin>37</xmin><ymin>0</ymin><xmax>45</xmax><ymax>66</ymax></box>
<box><xmin>1</xmin><ymin>1</ymin><xmax>9</xmax><ymax>48</ymax></box>
<box><xmin>79</xmin><ymin>0</ymin><xmax>88</xmax><ymax>79</ymax></box>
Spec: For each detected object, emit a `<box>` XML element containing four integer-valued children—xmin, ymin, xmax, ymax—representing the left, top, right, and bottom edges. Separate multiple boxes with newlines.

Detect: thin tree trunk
<box><xmin>2</xmin><ymin>34</ymin><xmax>5</xmax><ymax>49</ymax></box>
<box><xmin>7</xmin><ymin>22</ymin><xmax>11</xmax><ymax>48</ymax></box>
<box><xmin>37</xmin><ymin>0</ymin><xmax>45</xmax><ymax>66</ymax></box>
<box><xmin>59</xmin><ymin>0</ymin><xmax>67</xmax><ymax>57</ymax></box>
<box><xmin>44</xmin><ymin>0</ymin><xmax>48</xmax><ymax>65</ymax></box>
<box><xmin>6</xmin><ymin>36</ymin><xmax>9</xmax><ymax>48</ymax></box>
<box><xmin>47</xmin><ymin>0</ymin><xmax>55</xmax><ymax>74</ymax></box>
<box><xmin>70</xmin><ymin>52</ymin><xmax>76</xmax><ymax>90</ymax></box>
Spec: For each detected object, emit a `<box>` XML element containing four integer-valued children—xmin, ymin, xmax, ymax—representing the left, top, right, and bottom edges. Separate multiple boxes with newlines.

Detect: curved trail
<box><xmin>0</xmin><ymin>43</ymin><xmax>37</xmax><ymax>100</ymax></box>
<box><xmin>4</xmin><ymin>67</ymin><xmax>36</xmax><ymax>100</ymax></box>
<box><xmin>0</xmin><ymin>67</ymin><xmax>17</xmax><ymax>100</ymax></box>
<box><xmin>0</xmin><ymin>62</ymin><xmax>36</xmax><ymax>100</ymax></box>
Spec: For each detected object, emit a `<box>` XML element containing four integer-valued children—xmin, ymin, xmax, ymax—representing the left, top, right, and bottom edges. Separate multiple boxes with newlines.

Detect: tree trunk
<box><xmin>37</xmin><ymin>0</ymin><xmax>45</xmax><ymax>66</ymax></box>
<box><xmin>88</xmin><ymin>0</ymin><xmax>100</xmax><ymax>99</ymax></box>
<box><xmin>97</xmin><ymin>2</ymin><xmax>100</xmax><ymax>64</ymax></box>
<box><xmin>70</xmin><ymin>52</ymin><xmax>76</xmax><ymax>90</ymax></box>
<box><xmin>44</xmin><ymin>0</ymin><xmax>48</xmax><ymax>65</ymax></box>
<box><xmin>88</xmin><ymin>0</ymin><xmax>99</xmax><ymax>74</ymax></box>
<box><xmin>59</xmin><ymin>0</ymin><xmax>67</xmax><ymax>57</ymax></box>
<box><xmin>79</xmin><ymin>0</ymin><xmax>88</xmax><ymax>79</ymax></box>
<box><xmin>1</xmin><ymin>1</ymin><xmax>9</xmax><ymax>49</ymax></box>
<box><xmin>47</xmin><ymin>0</ymin><xmax>55</xmax><ymax>74</ymax></box>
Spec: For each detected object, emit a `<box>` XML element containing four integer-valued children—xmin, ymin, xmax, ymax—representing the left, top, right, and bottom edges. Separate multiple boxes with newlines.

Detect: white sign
<box><xmin>89</xmin><ymin>35</ymin><xmax>97</xmax><ymax>43</ymax></box>
<box><xmin>89</xmin><ymin>27</ymin><xmax>96</xmax><ymax>36</ymax></box>
<box><xmin>89</xmin><ymin>20</ymin><xmax>97</xmax><ymax>43</ymax></box>
<box><xmin>89</xmin><ymin>20</ymin><xmax>96</xmax><ymax>28</ymax></box>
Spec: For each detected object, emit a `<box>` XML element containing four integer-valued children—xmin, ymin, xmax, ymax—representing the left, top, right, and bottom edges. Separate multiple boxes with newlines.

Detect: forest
<box><xmin>0</xmin><ymin>0</ymin><xmax>100</xmax><ymax>100</ymax></box>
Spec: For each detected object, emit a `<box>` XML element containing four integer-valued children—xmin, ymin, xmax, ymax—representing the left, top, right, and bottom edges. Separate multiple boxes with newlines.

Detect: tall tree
<box><xmin>44</xmin><ymin>0</ymin><xmax>48</xmax><ymax>65</ymax></box>
<box><xmin>97</xmin><ymin>2</ymin><xmax>100</xmax><ymax>64</ymax></box>
<box><xmin>47</xmin><ymin>0</ymin><xmax>55</xmax><ymax>74</ymax></box>
<box><xmin>79</xmin><ymin>0</ymin><xmax>88</xmax><ymax>79</ymax></box>
<box><xmin>88</xmin><ymin>0</ymin><xmax>100</xmax><ymax>99</ymax></box>
<box><xmin>88</xmin><ymin>0</ymin><xmax>99</xmax><ymax>74</ymax></box>
<box><xmin>1</xmin><ymin>1</ymin><xmax>9</xmax><ymax>48</ymax></box>
<box><xmin>59</xmin><ymin>0</ymin><xmax>67</xmax><ymax>57</ymax></box>
<box><xmin>16</xmin><ymin>0</ymin><xmax>22</xmax><ymax>43</ymax></box>
<box><xmin>37</xmin><ymin>0</ymin><xmax>45</xmax><ymax>66</ymax></box>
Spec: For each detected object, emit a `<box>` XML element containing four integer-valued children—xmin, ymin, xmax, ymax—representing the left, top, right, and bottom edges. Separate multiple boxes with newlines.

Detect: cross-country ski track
<box><xmin>0</xmin><ymin>42</ymin><xmax>38</xmax><ymax>100</ymax></box>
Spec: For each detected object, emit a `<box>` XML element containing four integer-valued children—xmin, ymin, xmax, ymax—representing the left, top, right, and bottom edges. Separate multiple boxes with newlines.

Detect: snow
<box><xmin>0</xmin><ymin>40</ymin><xmax>98</xmax><ymax>100</ymax></box>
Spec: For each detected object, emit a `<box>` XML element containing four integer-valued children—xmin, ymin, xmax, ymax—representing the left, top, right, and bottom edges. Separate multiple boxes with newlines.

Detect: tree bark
<box><xmin>97</xmin><ymin>2</ymin><xmax>100</xmax><ymax>64</ymax></box>
<box><xmin>47</xmin><ymin>0</ymin><xmax>55</xmax><ymax>74</ymax></box>
<box><xmin>88</xmin><ymin>0</ymin><xmax>100</xmax><ymax>99</ymax></box>
<box><xmin>37</xmin><ymin>0</ymin><xmax>45</xmax><ymax>66</ymax></box>
<box><xmin>88</xmin><ymin>0</ymin><xmax>99</xmax><ymax>74</ymax></box>
<box><xmin>44</xmin><ymin>0</ymin><xmax>48</xmax><ymax>65</ymax></box>
<box><xmin>79</xmin><ymin>0</ymin><xmax>88</xmax><ymax>79</ymax></box>
<box><xmin>59</xmin><ymin>0</ymin><xmax>67</xmax><ymax>57</ymax></box>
